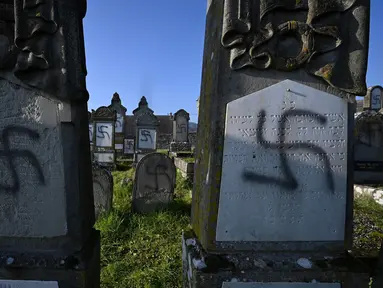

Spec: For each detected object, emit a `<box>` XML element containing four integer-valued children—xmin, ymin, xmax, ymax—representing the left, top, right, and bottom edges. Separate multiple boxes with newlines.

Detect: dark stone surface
<box><xmin>182</xmin><ymin>232</ymin><xmax>371</xmax><ymax>288</ymax></box>
<box><xmin>191</xmin><ymin>0</ymin><xmax>366</xmax><ymax>252</ymax></box>
<box><xmin>354</xmin><ymin>110</ymin><xmax>383</xmax><ymax>184</ymax></box>
<box><xmin>170</xmin><ymin>142</ymin><xmax>192</xmax><ymax>152</ymax></box>
<box><xmin>92</xmin><ymin>166</ymin><xmax>113</xmax><ymax>219</ymax></box>
<box><xmin>221</xmin><ymin>0</ymin><xmax>370</xmax><ymax>95</ymax></box>
<box><xmin>0</xmin><ymin>230</ymin><xmax>100</xmax><ymax>288</ymax></box>
<box><xmin>132</xmin><ymin>153</ymin><xmax>176</xmax><ymax>213</ymax></box>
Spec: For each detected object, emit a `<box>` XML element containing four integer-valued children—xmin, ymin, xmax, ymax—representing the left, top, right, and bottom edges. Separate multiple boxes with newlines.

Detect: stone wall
<box><xmin>156</xmin><ymin>132</ymin><xmax>197</xmax><ymax>150</ymax></box>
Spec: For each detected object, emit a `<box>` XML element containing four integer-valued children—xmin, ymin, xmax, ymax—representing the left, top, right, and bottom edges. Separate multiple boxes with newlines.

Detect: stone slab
<box><xmin>92</xmin><ymin>167</ymin><xmax>113</xmax><ymax>219</ymax></box>
<box><xmin>182</xmin><ymin>233</ymin><xmax>370</xmax><ymax>288</ymax></box>
<box><xmin>94</xmin><ymin>152</ymin><xmax>114</xmax><ymax>163</ymax></box>
<box><xmin>0</xmin><ymin>80</ymin><xmax>67</xmax><ymax>238</ymax></box>
<box><xmin>88</xmin><ymin>124</ymin><xmax>93</xmax><ymax>144</ymax></box>
<box><xmin>124</xmin><ymin>139</ymin><xmax>134</xmax><ymax>154</ymax></box>
<box><xmin>137</xmin><ymin>128</ymin><xmax>157</xmax><ymax>150</ymax></box>
<box><xmin>133</xmin><ymin>153</ymin><xmax>176</xmax><ymax>213</ymax></box>
<box><xmin>216</xmin><ymin>80</ymin><xmax>349</xmax><ymax>243</ymax></box>
<box><xmin>221</xmin><ymin>283</ymin><xmax>340</xmax><ymax>288</ymax></box>
<box><xmin>115</xmin><ymin>144</ymin><xmax>123</xmax><ymax>150</ymax></box>
<box><xmin>0</xmin><ymin>280</ymin><xmax>59</xmax><ymax>287</ymax></box>
<box><xmin>354</xmin><ymin>111</ymin><xmax>383</xmax><ymax>184</ymax></box>
<box><xmin>95</xmin><ymin>122</ymin><xmax>113</xmax><ymax>147</ymax></box>
<box><xmin>115</xmin><ymin>113</ymin><xmax>124</xmax><ymax>133</ymax></box>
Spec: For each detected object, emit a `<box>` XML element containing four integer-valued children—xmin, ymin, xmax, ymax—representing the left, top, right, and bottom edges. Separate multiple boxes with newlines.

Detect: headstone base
<box><xmin>182</xmin><ymin>232</ymin><xmax>371</xmax><ymax>288</ymax></box>
<box><xmin>170</xmin><ymin>142</ymin><xmax>192</xmax><ymax>152</ymax></box>
<box><xmin>0</xmin><ymin>230</ymin><xmax>100</xmax><ymax>288</ymax></box>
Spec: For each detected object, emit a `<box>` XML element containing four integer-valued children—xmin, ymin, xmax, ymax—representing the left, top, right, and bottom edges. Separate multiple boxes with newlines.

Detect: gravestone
<box><xmin>170</xmin><ymin>109</ymin><xmax>192</xmax><ymax>152</ymax></box>
<box><xmin>88</xmin><ymin>111</ymin><xmax>94</xmax><ymax>160</ymax></box>
<box><xmin>92</xmin><ymin>164</ymin><xmax>113</xmax><ymax>219</ymax></box>
<box><xmin>363</xmin><ymin>86</ymin><xmax>383</xmax><ymax>111</ymax></box>
<box><xmin>184</xmin><ymin>0</ymin><xmax>371</xmax><ymax>287</ymax></box>
<box><xmin>124</xmin><ymin>138</ymin><xmax>135</xmax><ymax>155</ymax></box>
<box><xmin>92</xmin><ymin>106</ymin><xmax>116</xmax><ymax>167</ymax></box>
<box><xmin>0</xmin><ymin>0</ymin><xmax>100</xmax><ymax>286</ymax></box>
<box><xmin>354</xmin><ymin>110</ymin><xmax>383</xmax><ymax>184</ymax></box>
<box><xmin>108</xmin><ymin>92</ymin><xmax>127</xmax><ymax>156</ymax></box>
<box><xmin>132</xmin><ymin>153</ymin><xmax>176</xmax><ymax>213</ymax></box>
<box><xmin>132</xmin><ymin>96</ymin><xmax>159</xmax><ymax>162</ymax></box>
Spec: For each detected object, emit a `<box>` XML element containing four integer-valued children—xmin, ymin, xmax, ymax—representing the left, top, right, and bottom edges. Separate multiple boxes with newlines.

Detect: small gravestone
<box><xmin>363</xmin><ymin>86</ymin><xmax>383</xmax><ymax>111</ymax></box>
<box><xmin>92</xmin><ymin>165</ymin><xmax>113</xmax><ymax>219</ymax></box>
<box><xmin>132</xmin><ymin>97</ymin><xmax>159</xmax><ymax>161</ymax></box>
<box><xmin>354</xmin><ymin>110</ymin><xmax>383</xmax><ymax>184</ymax></box>
<box><xmin>124</xmin><ymin>138</ymin><xmax>135</xmax><ymax>154</ymax></box>
<box><xmin>132</xmin><ymin>153</ymin><xmax>176</xmax><ymax>213</ymax></box>
<box><xmin>92</xmin><ymin>106</ymin><xmax>116</xmax><ymax>167</ymax></box>
<box><xmin>170</xmin><ymin>109</ymin><xmax>192</xmax><ymax>152</ymax></box>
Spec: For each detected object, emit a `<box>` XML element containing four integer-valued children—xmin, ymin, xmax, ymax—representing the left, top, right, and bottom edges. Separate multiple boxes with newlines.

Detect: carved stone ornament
<box><xmin>0</xmin><ymin>0</ymin><xmax>88</xmax><ymax>101</ymax></box>
<box><xmin>93</xmin><ymin>106</ymin><xmax>116</xmax><ymax>120</ymax></box>
<box><xmin>136</xmin><ymin>111</ymin><xmax>159</xmax><ymax>127</ymax></box>
<box><xmin>173</xmin><ymin>109</ymin><xmax>190</xmax><ymax>121</ymax></box>
<box><xmin>221</xmin><ymin>0</ymin><xmax>370</xmax><ymax>95</ymax></box>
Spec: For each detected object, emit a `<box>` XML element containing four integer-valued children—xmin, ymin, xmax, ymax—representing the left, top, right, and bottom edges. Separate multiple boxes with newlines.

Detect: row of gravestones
<box><xmin>92</xmin><ymin>152</ymin><xmax>177</xmax><ymax>218</ymax></box>
<box><xmin>354</xmin><ymin>86</ymin><xmax>383</xmax><ymax>184</ymax></box>
<box><xmin>88</xmin><ymin>95</ymin><xmax>192</xmax><ymax>167</ymax></box>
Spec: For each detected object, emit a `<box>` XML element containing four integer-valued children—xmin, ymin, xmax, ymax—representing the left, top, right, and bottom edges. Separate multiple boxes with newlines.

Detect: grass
<box><xmin>353</xmin><ymin>194</ymin><xmax>383</xmax><ymax>257</ymax></box>
<box><xmin>96</xmin><ymin>164</ymin><xmax>383</xmax><ymax>287</ymax></box>
<box><xmin>96</xmin><ymin>168</ymin><xmax>192</xmax><ymax>288</ymax></box>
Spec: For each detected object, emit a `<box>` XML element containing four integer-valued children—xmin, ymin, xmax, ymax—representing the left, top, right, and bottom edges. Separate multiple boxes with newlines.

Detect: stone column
<box><xmin>184</xmin><ymin>0</ymin><xmax>371</xmax><ymax>287</ymax></box>
<box><xmin>0</xmin><ymin>0</ymin><xmax>99</xmax><ymax>286</ymax></box>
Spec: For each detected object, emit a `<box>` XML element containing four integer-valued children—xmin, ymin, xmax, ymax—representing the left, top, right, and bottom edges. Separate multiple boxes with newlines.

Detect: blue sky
<box><xmin>84</xmin><ymin>1</ymin><xmax>382</xmax><ymax>123</ymax></box>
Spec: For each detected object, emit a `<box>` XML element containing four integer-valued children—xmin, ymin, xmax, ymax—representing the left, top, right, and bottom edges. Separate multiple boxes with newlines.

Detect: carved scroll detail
<box><xmin>221</xmin><ymin>0</ymin><xmax>368</xmax><ymax>95</ymax></box>
<box><xmin>0</xmin><ymin>0</ymin><xmax>88</xmax><ymax>101</ymax></box>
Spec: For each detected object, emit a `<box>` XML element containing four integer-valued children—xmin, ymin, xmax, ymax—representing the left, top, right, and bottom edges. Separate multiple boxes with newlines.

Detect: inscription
<box><xmin>95</xmin><ymin>122</ymin><xmax>113</xmax><ymax>147</ymax></box>
<box><xmin>140</xmin><ymin>129</ymin><xmax>153</xmax><ymax>143</ymax></box>
<box><xmin>241</xmin><ymin>109</ymin><xmax>335</xmax><ymax>193</ymax></box>
<box><xmin>144</xmin><ymin>163</ymin><xmax>172</xmax><ymax>192</ymax></box>
<box><xmin>176</xmin><ymin>123</ymin><xmax>187</xmax><ymax>134</ymax></box>
<box><xmin>0</xmin><ymin>125</ymin><xmax>45</xmax><ymax>193</ymax></box>
<box><xmin>355</xmin><ymin>161</ymin><xmax>383</xmax><ymax>172</ymax></box>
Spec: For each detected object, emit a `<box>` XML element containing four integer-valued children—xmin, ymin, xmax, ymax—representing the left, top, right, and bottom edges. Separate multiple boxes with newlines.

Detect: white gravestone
<box><xmin>115</xmin><ymin>113</ymin><xmax>124</xmax><ymax>133</ymax></box>
<box><xmin>124</xmin><ymin>139</ymin><xmax>134</xmax><ymax>154</ymax></box>
<box><xmin>0</xmin><ymin>80</ymin><xmax>67</xmax><ymax>237</ymax></box>
<box><xmin>95</xmin><ymin>122</ymin><xmax>113</xmax><ymax>147</ymax></box>
<box><xmin>371</xmin><ymin>86</ymin><xmax>382</xmax><ymax>111</ymax></box>
<box><xmin>89</xmin><ymin>124</ymin><xmax>93</xmax><ymax>144</ymax></box>
<box><xmin>138</xmin><ymin>128</ymin><xmax>157</xmax><ymax>150</ymax></box>
<box><xmin>0</xmin><ymin>280</ymin><xmax>59</xmax><ymax>287</ymax></box>
<box><xmin>221</xmin><ymin>283</ymin><xmax>340</xmax><ymax>288</ymax></box>
<box><xmin>216</xmin><ymin>80</ymin><xmax>348</xmax><ymax>242</ymax></box>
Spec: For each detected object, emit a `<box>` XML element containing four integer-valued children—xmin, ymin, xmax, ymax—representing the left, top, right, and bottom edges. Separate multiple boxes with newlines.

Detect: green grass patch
<box><xmin>96</xmin><ymin>168</ymin><xmax>192</xmax><ymax>288</ymax></box>
<box><xmin>156</xmin><ymin>149</ymin><xmax>169</xmax><ymax>155</ymax></box>
<box><xmin>353</xmin><ymin>194</ymin><xmax>383</xmax><ymax>256</ymax></box>
<box><xmin>97</xmin><ymin>169</ymin><xmax>383</xmax><ymax>286</ymax></box>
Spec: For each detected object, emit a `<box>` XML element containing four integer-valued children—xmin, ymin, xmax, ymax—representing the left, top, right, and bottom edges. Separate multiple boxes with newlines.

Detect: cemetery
<box><xmin>0</xmin><ymin>0</ymin><xmax>383</xmax><ymax>288</ymax></box>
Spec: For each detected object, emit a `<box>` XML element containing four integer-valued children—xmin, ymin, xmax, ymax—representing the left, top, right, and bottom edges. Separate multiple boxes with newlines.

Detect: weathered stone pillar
<box><xmin>0</xmin><ymin>0</ymin><xmax>99</xmax><ymax>286</ymax></box>
<box><xmin>184</xmin><ymin>0</ymin><xmax>371</xmax><ymax>287</ymax></box>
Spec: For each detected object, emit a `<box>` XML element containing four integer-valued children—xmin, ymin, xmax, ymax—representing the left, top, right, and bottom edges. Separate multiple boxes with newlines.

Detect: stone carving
<box><xmin>92</xmin><ymin>164</ymin><xmax>113</xmax><ymax>219</ymax></box>
<box><xmin>93</xmin><ymin>106</ymin><xmax>115</xmax><ymax>119</ymax></box>
<box><xmin>221</xmin><ymin>0</ymin><xmax>369</xmax><ymax>95</ymax></box>
<box><xmin>132</xmin><ymin>153</ymin><xmax>176</xmax><ymax>213</ymax></box>
<box><xmin>0</xmin><ymin>0</ymin><xmax>88</xmax><ymax>100</ymax></box>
